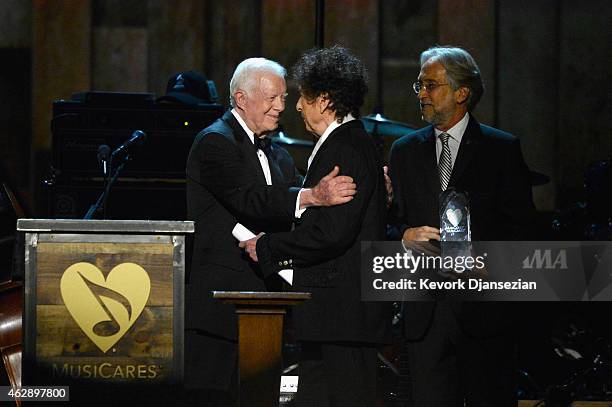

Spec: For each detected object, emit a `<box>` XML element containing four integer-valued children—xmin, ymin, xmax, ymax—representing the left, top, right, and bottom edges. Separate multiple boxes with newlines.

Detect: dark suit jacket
<box><xmin>256</xmin><ymin>120</ymin><xmax>392</xmax><ymax>344</ymax></box>
<box><xmin>388</xmin><ymin>114</ymin><xmax>535</xmax><ymax>339</ymax></box>
<box><xmin>185</xmin><ymin>110</ymin><xmax>303</xmax><ymax>340</ymax></box>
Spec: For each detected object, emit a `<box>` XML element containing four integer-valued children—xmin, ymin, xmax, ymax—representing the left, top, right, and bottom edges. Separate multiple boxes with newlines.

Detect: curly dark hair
<box><xmin>291</xmin><ymin>45</ymin><xmax>368</xmax><ymax>120</ymax></box>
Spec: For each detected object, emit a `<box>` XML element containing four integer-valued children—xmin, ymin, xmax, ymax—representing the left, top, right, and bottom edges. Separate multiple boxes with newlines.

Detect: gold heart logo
<box><xmin>60</xmin><ymin>262</ymin><xmax>151</xmax><ymax>353</ymax></box>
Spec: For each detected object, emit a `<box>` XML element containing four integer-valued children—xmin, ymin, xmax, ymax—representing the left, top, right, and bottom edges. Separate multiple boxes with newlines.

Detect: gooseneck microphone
<box><xmin>111</xmin><ymin>130</ymin><xmax>147</xmax><ymax>158</ymax></box>
<box><xmin>84</xmin><ymin>130</ymin><xmax>147</xmax><ymax>220</ymax></box>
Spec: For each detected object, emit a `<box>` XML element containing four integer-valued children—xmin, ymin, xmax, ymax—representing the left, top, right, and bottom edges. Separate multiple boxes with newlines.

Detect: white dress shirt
<box><xmin>434</xmin><ymin>112</ymin><xmax>469</xmax><ymax>168</ymax></box>
<box><xmin>231</xmin><ymin>109</ymin><xmax>272</xmax><ymax>185</ymax></box>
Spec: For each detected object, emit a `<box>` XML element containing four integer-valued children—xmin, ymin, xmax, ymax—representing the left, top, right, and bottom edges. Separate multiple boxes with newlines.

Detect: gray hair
<box><xmin>229</xmin><ymin>57</ymin><xmax>286</xmax><ymax>107</ymax></box>
<box><xmin>420</xmin><ymin>46</ymin><xmax>484</xmax><ymax>111</ymax></box>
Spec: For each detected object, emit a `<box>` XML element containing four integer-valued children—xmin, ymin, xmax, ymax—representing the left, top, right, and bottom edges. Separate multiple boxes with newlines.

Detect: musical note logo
<box><xmin>60</xmin><ymin>262</ymin><xmax>151</xmax><ymax>353</ymax></box>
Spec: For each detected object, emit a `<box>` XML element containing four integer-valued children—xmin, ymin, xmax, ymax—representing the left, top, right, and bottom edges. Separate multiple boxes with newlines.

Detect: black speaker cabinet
<box><xmin>49</xmin><ymin>180</ymin><xmax>186</xmax><ymax>220</ymax></box>
<box><xmin>49</xmin><ymin>92</ymin><xmax>225</xmax><ymax>220</ymax></box>
<box><xmin>52</xmin><ymin>93</ymin><xmax>224</xmax><ymax>179</ymax></box>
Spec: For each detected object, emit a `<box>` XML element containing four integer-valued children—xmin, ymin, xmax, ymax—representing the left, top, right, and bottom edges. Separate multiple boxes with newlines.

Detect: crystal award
<box><xmin>439</xmin><ymin>188</ymin><xmax>471</xmax><ymax>242</ymax></box>
<box><xmin>439</xmin><ymin>188</ymin><xmax>472</xmax><ymax>275</ymax></box>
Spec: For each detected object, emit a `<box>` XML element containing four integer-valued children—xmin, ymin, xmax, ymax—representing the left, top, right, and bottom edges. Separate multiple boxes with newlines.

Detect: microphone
<box><xmin>112</xmin><ymin>130</ymin><xmax>147</xmax><ymax>158</ymax></box>
<box><xmin>97</xmin><ymin>144</ymin><xmax>111</xmax><ymax>176</ymax></box>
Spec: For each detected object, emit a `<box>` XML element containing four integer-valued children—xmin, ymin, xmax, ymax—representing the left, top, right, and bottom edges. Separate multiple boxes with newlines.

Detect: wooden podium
<box><xmin>17</xmin><ymin>219</ymin><xmax>193</xmax><ymax>391</ymax></box>
<box><xmin>213</xmin><ymin>291</ymin><xmax>310</xmax><ymax>407</ymax></box>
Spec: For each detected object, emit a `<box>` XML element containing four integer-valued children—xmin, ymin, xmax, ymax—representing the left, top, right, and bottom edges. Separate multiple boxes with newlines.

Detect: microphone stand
<box><xmin>84</xmin><ymin>154</ymin><xmax>130</xmax><ymax>220</ymax></box>
<box><xmin>102</xmin><ymin>154</ymin><xmax>112</xmax><ymax>219</ymax></box>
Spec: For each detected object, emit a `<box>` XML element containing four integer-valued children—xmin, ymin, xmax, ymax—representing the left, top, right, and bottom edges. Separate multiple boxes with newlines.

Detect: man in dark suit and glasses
<box><xmin>241</xmin><ymin>46</ymin><xmax>392</xmax><ymax>407</ymax></box>
<box><xmin>388</xmin><ymin>46</ymin><xmax>535</xmax><ymax>406</ymax></box>
<box><xmin>185</xmin><ymin>57</ymin><xmax>357</xmax><ymax>405</ymax></box>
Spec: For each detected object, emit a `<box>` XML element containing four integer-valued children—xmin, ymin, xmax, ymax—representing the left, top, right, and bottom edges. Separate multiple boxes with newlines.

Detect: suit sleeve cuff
<box><xmin>256</xmin><ymin>234</ymin><xmax>276</xmax><ymax>278</ymax></box>
<box><xmin>294</xmin><ymin>188</ymin><xmax>309</xmax><ymax>218</ymax></box>
<box><xmin>256</xmin><ymin>234</ymin><xmax>294</xmax><ymax>279</ymax></box>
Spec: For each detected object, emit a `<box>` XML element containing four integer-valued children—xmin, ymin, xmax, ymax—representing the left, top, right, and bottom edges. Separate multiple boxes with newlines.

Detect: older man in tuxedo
<box><xmin>185</xmin><ymin>57</ymin><xmax>356</xmax><ymax>405</ymax></box>
<box><xmin>388</xmin><ymin>46</ymin><xmax>535</xmax><ymax>406</ymax></box>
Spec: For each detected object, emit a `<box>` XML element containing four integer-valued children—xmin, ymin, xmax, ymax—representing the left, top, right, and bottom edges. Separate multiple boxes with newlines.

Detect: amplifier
<box><xmin>52</xmin><ymin>95</ymin><xmax>224</xmax><ymax>179</ymax></box>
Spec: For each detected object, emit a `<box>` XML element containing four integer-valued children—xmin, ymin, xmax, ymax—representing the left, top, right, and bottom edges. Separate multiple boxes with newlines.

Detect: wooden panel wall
<box><xmin>31</xmin><ymin>1</ymin><xmax>91</xmax><ymax>212</ymax></box>
<box><xmin>438</xmin><ymin>0</ymin><xmax>496</xmax><ymax>124</ymax></box>
<box><xmin>205</xmin><ymin>0</ymin><xmax>261</xmax><ymax>109</ymax></box>
<box><xmin>379</xmin><ymin>0</ymin><xmax>437</xmax><ymax>128</ymax></box>
<box><xmin>147</xmin><ymin>0</ymin><xmax>205</xmax><ymax>97</ymax></box>
<box><xmin>498</xmin><ymin>0</ymin><xmax>559</xmax><ymax>210</ymax></box>
<box><xmin>325</xmin><ymin>0</ymin><xmax>379</xmax><ymax>117</ymax></box>
<box><xmin>557</xmin><ymin>0</ymin><xmax>612</xmax><ymax>204</ymax></box>
<box><xmin>0</xmin><ymin>0</ymin><xmax>31</xmax><ymax>48</ymax></box>
<box><xmin>5</xmin><ymin>0</ymin><xmax>611</xmax><ymax>215</ymax></box>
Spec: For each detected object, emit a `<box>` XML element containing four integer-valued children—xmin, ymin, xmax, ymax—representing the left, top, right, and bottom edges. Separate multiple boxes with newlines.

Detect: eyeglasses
<box><xmin>412</xmin><ymin>81</ymin><xmax>450</xmax><ymax>94</ymax></box>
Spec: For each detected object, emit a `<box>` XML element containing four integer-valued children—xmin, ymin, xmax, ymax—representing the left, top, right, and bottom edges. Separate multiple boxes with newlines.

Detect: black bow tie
<box><xmin>254</xmin><ymin>136</ymin><xmax>272</xmax><ymax>155</ymax></box>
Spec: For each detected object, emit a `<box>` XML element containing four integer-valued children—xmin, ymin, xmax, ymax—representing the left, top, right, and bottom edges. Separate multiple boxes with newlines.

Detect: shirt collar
<box><xmin>320</xmin><ymin>113</ymin><xmax>355</xmax><ymax>140</ymax></box>
<box><xmin>231</xmin><ymin>108</ymin><xmax>256</xmax><ymax>144</ymax></box>
<box><xmin>434</xmin><ymin>112</ymin><xmax>469</xmax><ymax>143</ymax></box>
<box><xmin>308</xmin><ymin>114</ymin><xmax>355</xmax><ymax>170</ymax></box>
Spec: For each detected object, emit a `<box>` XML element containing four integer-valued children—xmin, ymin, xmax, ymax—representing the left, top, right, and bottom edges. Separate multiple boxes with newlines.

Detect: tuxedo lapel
<box><xmin>303</xmin><ymin>155</ymin><xmax>324</xmax><ymax>188</ymax></box>
<box><xmin>304</xmin><ymin>133</ymin><xmax>334</xmax><ymax>185</ymax></box>
<box><xmin>449</xmin><ymin>115</ymin><xmax>480</xmax><ymax>187</ymax></box>
<box><xmin>224</xmin><ymin>111</ymin><xmax>268</xmax><ymax>185</ymax></box>
<box><xmin>302</xmin><ymin>126</ymin><xmax>337</xmax><ymax>188</ymax></box>
<box><xmin>302</xmin><ymin>120</ymin><xmax>362</xmax><ymax>188</ymax></box>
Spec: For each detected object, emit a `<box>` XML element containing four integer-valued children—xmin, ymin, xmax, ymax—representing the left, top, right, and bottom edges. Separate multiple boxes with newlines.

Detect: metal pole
<box><xmin>315</xmin><ymin>0</ymin><xmax>325</xmax><ymax>48</ymax></box>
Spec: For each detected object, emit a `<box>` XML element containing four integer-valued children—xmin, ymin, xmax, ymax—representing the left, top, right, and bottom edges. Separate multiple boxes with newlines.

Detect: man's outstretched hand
<box><xmin>301</xmin><ymin>166</ymin><xmax>356</xmax><ymax>208</ymax></box>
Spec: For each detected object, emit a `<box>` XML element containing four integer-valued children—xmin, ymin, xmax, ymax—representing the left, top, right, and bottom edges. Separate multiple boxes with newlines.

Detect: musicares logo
<box><xmin>60</xmin><ymin>262</ymin><xmax>151</xmax><ymax>353</ymax></box>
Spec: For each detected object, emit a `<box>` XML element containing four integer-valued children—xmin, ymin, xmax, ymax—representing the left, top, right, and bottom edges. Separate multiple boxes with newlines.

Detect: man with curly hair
<box><xmin>241</xmin><ymin>46</ymin><xmax>391</xmax><ymax>407</ymax></box>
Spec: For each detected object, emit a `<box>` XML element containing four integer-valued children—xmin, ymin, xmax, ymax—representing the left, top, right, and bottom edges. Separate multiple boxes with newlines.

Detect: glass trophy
<box><xmin>439</xmin><ymin>188</ymin><xmax>471</xmax><ymax>242</ymax></box>
<box><xmin>439</xmin><ymin>188</ymin><xmax>472</xmax><ymax>275</ymax></box>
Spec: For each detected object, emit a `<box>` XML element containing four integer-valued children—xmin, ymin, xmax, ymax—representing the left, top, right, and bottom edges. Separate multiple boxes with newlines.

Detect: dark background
<box><xmin>0</xmin><ymin>0</ymin><xmax>611</xmax><ymax>397</ymax></box>
<box><xmin>0</xmin><ymin>0</ymin><xmax>610</xmax><ymax>215</ymax></box>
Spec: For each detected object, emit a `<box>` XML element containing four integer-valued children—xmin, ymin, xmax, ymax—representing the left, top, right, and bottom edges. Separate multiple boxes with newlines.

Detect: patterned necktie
<box><xmin>438</xmin><ymin>132</ymin><xmax>452</xmax><ymax>191</ymax></box>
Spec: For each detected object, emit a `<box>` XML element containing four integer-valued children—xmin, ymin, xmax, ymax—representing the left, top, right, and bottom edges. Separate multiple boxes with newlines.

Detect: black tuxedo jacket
<box><xmin>388</xmin><ymin>114</ymin><xmax>535</xmax><ymax>339</ymax></box>
<box><xmin>185</xmin><ymin>110</ymin><xmax>303</xmax><ymax>340</ymax></box>
<box><xmin>256</xmin><ymin>120</ymin><xmax>392</xmax><ymax>344</ymax></box>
